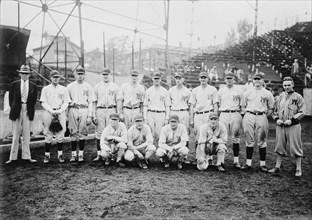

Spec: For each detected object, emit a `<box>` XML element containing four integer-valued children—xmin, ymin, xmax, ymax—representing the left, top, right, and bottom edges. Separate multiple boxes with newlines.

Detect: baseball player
<box><xmin>66</xmin><ymin>66</ymin><xmax>93</xmax><ymax>162</ymax></box>
<box><xmin>269</xmin><ymin>77</ymin><xmax>306</xmax><ymax>177</ymax></box>
<box><xmin>216</xmin><ymin>72</ymin><xmax>243</xmax><ymax>168</ymax></box>
<box><xmin>189</xmin><ymin>71</ymin><xmax>218</xmax><ymax>160</ymax></box>
<box><xmin>117</xmin><ymin>70</ymin><xmax>145</xmax><ymax>128</ymax></box>
<box><xmin>169</xmin><ymin>72</ymin><xmax>191</xmax><ymax>132</ymax></box>
<box><xmin>240</xmin><ymin>72</ymin><xmax>274</xmax><ymax>171</ymax></box>
<box><xmin>124</xmin><ymin>114</ymin><xmax>156</xmax><ymax>169</ymax></box>
<box><xmin>156</xmin><ymin>114</ymin><xmax>189</xmax><ymax>169</ymax></box>
<box><xmin>100</xmin><ymin>113</ymin><xmax>128</xmax><ymax>167</ymax></box>
<box><xmin>143</xmin><ymin>72</ymin><xmax>171</xmax><ymax>142</ymax></box>
<box><xmin>92</xmin><ymin>68</ymin><xmax>119</xmax><ymax>161</ymax></box>
<box><xmin>196</xmin><ymin>112</ymin><xmax>228</xmax><ymax>172</ymax></box>
<box><xmin>40</xmin><ymin>70</ymin><xmax>70</xmax><ymax>163</ymax></box>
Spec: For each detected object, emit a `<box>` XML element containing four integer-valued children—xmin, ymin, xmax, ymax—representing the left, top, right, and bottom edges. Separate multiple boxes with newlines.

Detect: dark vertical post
<box><xmin>132</xmin><ymin>42</ymin><xmax>134</xmax><ymax>69</ymax></box>
<box><xmin>165</xmin><ymin>0</ymin><xmax>171</xmax><ymax>86</ymax></box>
<box><xmin>77</xmin><ymin>0</ymin><xmax>84</xmax><ymax>67</ymax></box>
<box><xmin>56</xmin><ymin>36</ymin><xmax>59</xmax><ymax>70</ymax></box>
<box><xmin>252</xmin><ymin>0</ymin><xmax>258</xmax><ymax>73</ymax></box>
<box><xmin>17</xmin><ymin>2</ymin><xmax>20</xmax><ymax>66</ymax></box>
<box><xmin>65</xmin><ymin>37</ymin><xmax>67</xmax><ymax>80</ymax></box>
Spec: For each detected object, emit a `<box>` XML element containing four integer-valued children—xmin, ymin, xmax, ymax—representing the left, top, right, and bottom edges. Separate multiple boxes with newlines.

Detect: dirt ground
<box><xmin>0</xmin><ymin>118</ymin><xmax>311</xmax><ymax>220</ymax></box>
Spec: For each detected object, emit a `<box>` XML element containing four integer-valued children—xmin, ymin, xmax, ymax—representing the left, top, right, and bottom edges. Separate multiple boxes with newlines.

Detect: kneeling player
<box><xmin>196</xmin><ymin>112</ymin><xmax>228</xmax><ymax>172</ymax></box>
<box><xmin>156</xmin><ymin>114</ymin><xmax>189</xmax><ymax>169</ymax></box>
<box><xmin>124</xmin><ymin>114</ymin><xmax>156</xmax><ymax>169</ymax></box>
<box><xmin>100</xmin><ymin>113</ymin><xmax>127</xmax><ymax>167</ymax></box>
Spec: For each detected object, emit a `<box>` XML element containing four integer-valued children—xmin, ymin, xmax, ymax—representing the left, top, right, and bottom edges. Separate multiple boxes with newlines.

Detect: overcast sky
<box><xmin>1</xmin><ymin>0</ymin><xmax>311</xmax><ymax>53</ymax></box>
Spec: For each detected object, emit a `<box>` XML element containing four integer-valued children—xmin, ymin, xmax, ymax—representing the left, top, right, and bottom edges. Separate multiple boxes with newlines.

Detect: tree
<box><xmin>237</xmin><ymin>18</ymin><xmax>253</xmax><ymax>43</ymax></box>
<box><xmin>224</xmin><ymin>28</ymin><xmax>237</xmax><ymax>48</ymax></box>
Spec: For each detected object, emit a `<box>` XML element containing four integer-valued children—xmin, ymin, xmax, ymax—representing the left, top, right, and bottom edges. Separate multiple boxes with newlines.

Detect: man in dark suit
<box><xmin>6</xmin><ymin>65</ymin><xmax>38</xmax><ymax>164</ymax></box>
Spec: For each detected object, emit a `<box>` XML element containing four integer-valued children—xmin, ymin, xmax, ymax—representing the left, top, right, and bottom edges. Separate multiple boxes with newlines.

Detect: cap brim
<box><xmin>17</xmin><ymin>70</ymin><xmax>32</xmax><ymax>73</ymax></box>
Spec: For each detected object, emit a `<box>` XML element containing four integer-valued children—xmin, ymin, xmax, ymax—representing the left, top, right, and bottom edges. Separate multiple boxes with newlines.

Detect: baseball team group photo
<box><xmin>1</xmin><ymin>0</ymin><xmax>312</xmax><ymax>219</ymax></box>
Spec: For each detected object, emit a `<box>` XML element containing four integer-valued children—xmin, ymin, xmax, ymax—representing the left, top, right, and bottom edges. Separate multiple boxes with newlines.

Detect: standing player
<box><xmin>100</xmin><ymin>113</ymin><xmax>128</xmax><ymax>167</ymax></box>
<box><xmin>143</xmin><ymin>72</ymin><xmax>171</xmax><ymax>141</ymax></box>
<box><xmin>92</xmin><ymin>68</ymin><xmax>119</xmax><ymax>161</ymax></box>
<box><xmin>189</xmin><ymin>71</ymin><xmax>218</xmax><ymax>159</ymax></box>
<box><xmin>117</xmin><ymin>70</ymin><xmax>145</xmax><ymax>128</ymax></box>
<box><xmin>6</xmin><ymin>65</ymin><xmax>38</xmax><ymax>164</ymax></box>
<box><xmin>269</xmin><ymin>77</ymin><xmax>306</xmax><ymax>177</ymax></box>
<box><xmin>196</xmin><ymin>112</ymin><xmax>228</xmax><ymax>172</ymax></box>
<box><xmin>156</xmin><ymin>114</ymin><xmax>189</xmax><ymax>169</ymax></box>
<box><xmin>240</xmin><ymin>72</ymin><xmax>274</xmax><ymax>171</ymax></box>
<box><xmin>66</xmin><ymin>66</ymin><xmax>93</xmax><ymax>162</ymax></box>
<box><xmin>216</xmin><ymin>72</ymin><xmax>243</xmax><ymax>168</ymax></box>
<box><xmin>169</xmin><ymin>72</ymin><xmax>191</xmax><ymax>132</ymax></box>
<box><xmin>124</xmin><ymin>114</ymin><xmax>156</xmax><ymax>169</ymax></box>
<box><xmin>40</xmin><ymin>70</ymin><xmax>70</xmax><ymax>163</ymax></box>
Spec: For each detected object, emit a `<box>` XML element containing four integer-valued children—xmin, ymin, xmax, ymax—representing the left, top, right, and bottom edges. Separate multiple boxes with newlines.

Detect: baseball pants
<box><xmin>194</xmin><ymin>112</ymin><xmax>210</xmax><ymax>140</ymax></box>
<box><xmin>43</xmin><ymin>110</ymin><xmax>66</xmax><ymax>143</ymax></box>
<box><xmin>219</xmin><ymin>112</ymin><xmax>242</xmax><ymax>144</ymax></box>
<box><xmin>156</xmin><ymin>144</ymin><xmax>189</xmax><ymax>161</ymax></box>
<box><xmin>147</xmin><ymin>111</ymin><xmax>166</xmax><ymax>141</ymax></box>
<box><xmin>95</xmin><ymin>108</ymin><xmax>116</xmax><ymax>139</ymax></box>
<box><xmin>100</xmin><ymin>142</ymin><xmax>127</xmax><ymax>162</ymax></box>
<box><xmin>171</xmin><ymin>110</ymin><xmax>190</xmax><ymax>129</ymax></box>
<box><xmin>68</xmin><ymin>107</ymin><xmax>89</xmax><ymax>140</ymax></box>
<box><xmin>124</xmin><ymin>144</ymin><xmax>156</xmax><ymax>161</ymax></box>
<box><xmin>275</xmin><ymin>124</ymin><xmax>303</xmax><ymax>157</ymax></box>
<box><xmin>123</xmin><ymin>107</ymin><xmax>141</xmax><ymax>128</ymax></box>
<box><xmin>243</xmin><ymin>113</ymin><xmax>268</xmax><ymax>148</ymax></box>
<box><xmin>197</xmin><ymin>143</ymin><xmax>227</xmax><ymax>170</ymax></box>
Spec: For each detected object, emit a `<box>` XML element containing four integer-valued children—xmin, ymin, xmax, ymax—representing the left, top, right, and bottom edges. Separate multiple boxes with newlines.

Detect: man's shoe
<box><xmin>70</xmin><ymin>156</ymin><xmax>77</xmax><ymax>162</ymax></box>
<box><xmin>295</xmin><ymin>170</ymin><xmax>302</xmax><ymax>177</ymax></box>
<box><xmin>177</xmin><ymin>161</ymin><xmax>183</xmax><ymax>170</ymax></box>
<box><xmin>208</xmin><ymin>159</ymin><xmax>213</xmax><ymax>166</ymax></box>
<box><xmin>234</xmin><ymin>162</ymin><xmax>241</xmax><ymax>169</ymax></box>
<box><xmin>93</xmin><ymin>155</ymin><xmax>101</xmax><ymax>161</ymax></box>
<box><xmin>260</xmin><ymin>166</ymin><xmax>268</xmax><ymax>172</ymax></box>
<box><xmin>164</xmin><ymin>162</ymin><xmax>170</xmax><ymax>168</ymax></box>
<box><xmin>58</xmin><ymin>155</ymin><xmax>65</xmax><ymax>163</ymax></box>
<box><xmin>5</xmin><ymin>160</ymin><xmax>15</xmax><ymax>164</ymax></box>
<box><xmin>105</xmin><ymin>159</ymin><xmax>111</xmax><ymax>166</ymax></box>
<box><xmin>78</xmin><ymin>155</ymin><xmax>83</xmax><ymax>162</ymax></box>
<box><xmin>43</xmin><ymin>155</ymin><xmax>50</xmax><ymax>164</ymax></box>
<box><xmin>241</xmin><ymin>164</ymin><xmax>251</xmax><ymax>171</ymax></box>
<box><xmin>23</xmin><ymin>158</ymin><xmax>37</xmax><ymax>163</ymax></box>
<box><xmin>268</xmin><ymin>167</ymin><xmax>280</xmax><ymax>174</ymax></box>
<box><xmin>217</xmin><ymin>165</ymin><xmax>225</xmax><ymax>172</ymax></box>
<box><xmin>141</xmin><ymin>160</ymin><xmax>148</xmax><ymax>169</ymax></box>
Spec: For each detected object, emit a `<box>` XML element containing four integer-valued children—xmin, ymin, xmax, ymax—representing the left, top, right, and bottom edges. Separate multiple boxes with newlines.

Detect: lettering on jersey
<box><xmin>109</xmin><ymin>90</ymin><xmax>115</xmax><ymax>96</ymax></box>
<box><xmin>83</xmin><ymin>90</ymin><xmax>89</xmax><ymax>96</ymax></box>
<box><xmin>233</xmin><ymin>95</ymin><xmax>240</xmax><ymax>102</ymax></box>
<box><xmin>260</xmin><ymin>96</ymin><xmax>268</xmax><ymax>103</ymax></box>
<box><xmin>160</xmin><ymin>95</ymin><xmax>165</xmax><ymax>102</ymax></box>
<box><xmin>58</xmin><ymin>94</ymin><xmax>64</xmax><ymax>99</ymax></box>
<box><xmin>136</xmin><ymin>93</ymin><xmax>144</xmax><ymax>101</ymax></box>
<box><xmin>291</xmin><ymin>99</ymin><xmax>298</xmax><ymax>105</ymax></box>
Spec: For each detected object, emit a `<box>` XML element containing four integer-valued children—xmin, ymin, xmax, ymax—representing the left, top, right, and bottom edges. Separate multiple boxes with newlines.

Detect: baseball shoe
<box><xmin>208</xmin><ymin>159</ymin><xmax>213</xmax><ymax>166</ymax></box>
<box><xmin>217</xmin><ymin>165</ymin><xmax>225</xmax><ymax>172</ymax></box>
<box><xmin>141</xmin><ymin>160</ymin><xmax>148</xmax><ymax>169</ymax></box>
<box><xmin>241</xmin><ymin>164</ymin><xmax>252</xmax><ymax>171</ymax></box>
<box><xmin>93</xmin><ymin>155</ymin><xmax>101</xmax><ymax>161</ymax></box>
<box><xmin>22</xmin><ymin>159</ymin><xmax>37</xmax><ymax>163</ymax></box>
<box><xmin>5</xmin><ymin>160</ymin><xmax>16</xmax><ymax>164</ymax></box>
<box><xmin>260</xmin><ymin>166</ymin><xmax>268</xmax><ymax>172</ymax></box>
<box><xmin>177</xmin><ymin>161</ymin><xmax>183</xmax><ymax>170</ymax></box>
<box><xmin>78</xmin><ymin>155</ymin><xmax>84</xmax><ymax>162</ymax></box>
<box><xmin>163</xmin><ymin>156</ymin><xmax>170</xmax><ymax>168</ymax></box>
<box><xmin>104</xmin><ymin>159</ymin><xmax>111</xmax><ymax>166</ymax></box>
<box><xmin>58</xmin><ymin>155</ymin><xmax>65</xmax><ymax>163</ymax></box>
<box><xmin>70</xmin><ymin>155</ymin><xmax>77</xmax><ymax>162</ymax></box>
<box><xmin>268</xmin><ymin>167</ymin><xmax>280</xmax><ymax>174</ymax></box>
<box><xmin>295</xmin><ymin>170</ymin><xmax>302</xmax><ymax>177</ymax></box>
<box><xmin>117</xmin><ymin>161</ymin><xmax>126</xmax><ymax>168</ymax></box>
<box><xmin>234</xmin><ymin>162</ymin><xmax>241</xmax><ymax>169</ymax></box>
<box><xmin>43</xmin><ymin>155</ymin><xmax>50</xmax><ymax>164</ymax></box>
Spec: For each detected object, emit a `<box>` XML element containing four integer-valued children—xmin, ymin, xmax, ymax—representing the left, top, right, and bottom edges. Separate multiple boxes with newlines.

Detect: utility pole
<box><xmin>103</xmin><ymin>32</ymin><xmax>106</xmax><ymax>68</ymax></box>
<box><xmin>77</xmin><ymin>0</ymin><xmax>84</xmax><ymax>67</ymax></box>
<box><xmin>165</xmin><ymin>0</ymin><xmax>171</xmax><ymax>86</ymax></box>
<box><xmin>17</xmin><ymin>2</ymin><xmax>20</xmax><ymax>66</ymax></box>
<box><xmin>132</xmin><ymin>42</ymin><xmax>134</xmax><ymax>69</ymax></box>
<box><xmin>139</xmin><ymin>38</ymin><xmax>142</xmax><ymax>72</ymax></box>
<box><xmin>252</xmin><ymin>0</ymin><xmax>258</xmax><ymax>72</ymax></box>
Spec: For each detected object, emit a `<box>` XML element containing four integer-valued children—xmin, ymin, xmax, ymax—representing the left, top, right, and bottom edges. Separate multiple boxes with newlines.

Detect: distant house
<box><xmin>31</xmin><ymin>34</ymin><xmax>81</xmax><ymax>70</ymax></box>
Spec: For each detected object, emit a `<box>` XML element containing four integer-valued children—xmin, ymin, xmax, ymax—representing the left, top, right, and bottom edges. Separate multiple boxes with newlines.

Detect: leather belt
<box><xmin>71</xmin><ymin>104</ymin><xmax>88</xmax><ymax>109</ymax></box>
<box><xmin>221</xmin><ymin>110</ymin><xmax>240</xmax><ymax>113</ymax></box>
<box><xmin>171</xmin><ymin>109</ymin><xmax>188</xmax><ymax>112</ymax></box>
<box><xmin>247</xmin><ymin>111</ymin><xmax>265</xmax><ymax>115</ymax></box>
<box><xmin>148</xmin><ymin>109</ymin><xmax>165</xmax><ymax>113</ymax></box>
<box><xmin>21</xmin><ymin>102</ymin><xmax>27</xmax><ymax>104</ymax></box>
<box><xmin>97</xmin><ymin>106</ymin><xmax>116</xmax><ymax>109</ymax></box>
<box><xmin>195</xmin><ymin>110</ymin><xmax>213</xmax><ymax>115</ymax></box>
<box><xmin>123</xmin><ymin>106</ymin><xmax>140</xmax><ymax>110</ymax></box>
<box><xmin>52</xmin><ymin>108</ymin><xmax>60</xmax><ymax>110</ymax></box>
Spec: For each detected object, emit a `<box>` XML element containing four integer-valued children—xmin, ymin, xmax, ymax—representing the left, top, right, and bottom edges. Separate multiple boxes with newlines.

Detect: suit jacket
<box><xmin>9</xmin><ymin>80</ymin><xmax>38</xmax><ymax>121</ymax></box>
